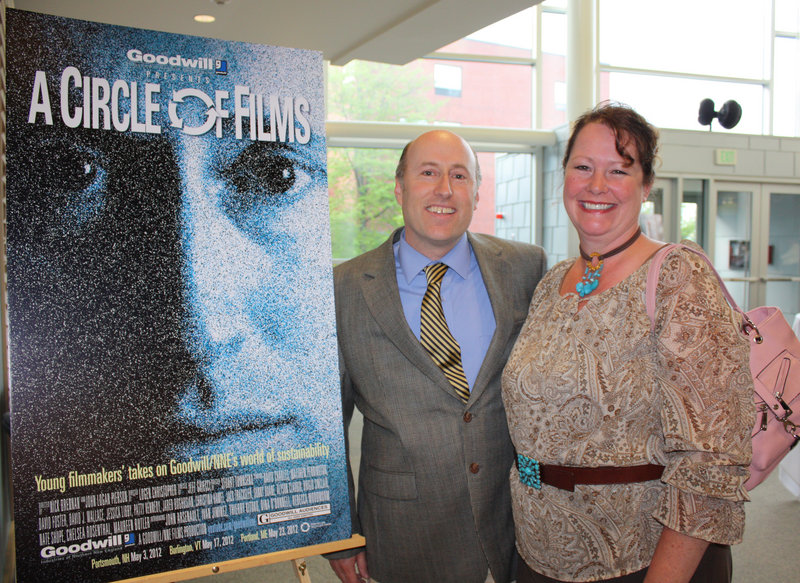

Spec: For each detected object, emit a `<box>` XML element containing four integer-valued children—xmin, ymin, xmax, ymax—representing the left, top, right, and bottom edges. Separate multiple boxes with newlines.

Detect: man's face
<box><xmin>394</xmin><ymin>131</ymin><xmax>479</xmax><ymax>260</ymax></box>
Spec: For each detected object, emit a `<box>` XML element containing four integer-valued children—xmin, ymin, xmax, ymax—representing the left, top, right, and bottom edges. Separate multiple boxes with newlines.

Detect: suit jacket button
<box><xmin>463</xmin><ymin>412</ymin><xmax>473</xmax><ymax>423</ymax></box>
<box><xmin>469</xmin><ymin>463</ymin><xmax>480</xmax><ymax>474</ymax></box>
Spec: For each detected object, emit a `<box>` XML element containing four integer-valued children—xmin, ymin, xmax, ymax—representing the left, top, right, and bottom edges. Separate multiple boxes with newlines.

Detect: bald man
<box><xmin>326</xmin><ymin>131</ymin><xmax>546</xmax><ymax>583</ymax></box>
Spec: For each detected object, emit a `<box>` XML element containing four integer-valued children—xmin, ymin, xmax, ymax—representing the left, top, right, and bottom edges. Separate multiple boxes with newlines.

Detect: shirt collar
<box><xmin>397</xmin><ymin>230</ymin><xmax>471</xmax><ymax>285</ymax></box>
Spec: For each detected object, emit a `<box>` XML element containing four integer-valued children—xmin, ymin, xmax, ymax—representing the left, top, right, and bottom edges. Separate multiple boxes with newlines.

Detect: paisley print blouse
<box><xmin>502</xmin><ymin>245</ymin><xmax>753</xmax><ymax>582</ymax></box>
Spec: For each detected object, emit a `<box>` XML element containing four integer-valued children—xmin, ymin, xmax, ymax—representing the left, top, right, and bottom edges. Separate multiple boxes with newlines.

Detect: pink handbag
<box><xmin>646</xmin><ymin>243</ymin><xmax>800</xmax><ymax>490</ymax></box>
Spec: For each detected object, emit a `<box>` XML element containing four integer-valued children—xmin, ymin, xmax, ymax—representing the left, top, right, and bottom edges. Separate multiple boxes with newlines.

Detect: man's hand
<box><xmin>328</xmin><ymin>550</ymin><xmax>370</xmax><ymax>583</ymax></box>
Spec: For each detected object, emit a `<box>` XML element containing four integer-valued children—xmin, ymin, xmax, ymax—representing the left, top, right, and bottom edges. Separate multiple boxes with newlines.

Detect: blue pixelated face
<box><xmin>171</xmin><ymin>130</ymin><xmax>334</xmax><ymax>457</ymax></box>
<box><xmin>163</xmin><ymin>50</ymin><xmax>333</xmax><ymax>455</ymax></box>
<box><xmin>6</xmin><ymin>20</ymin><xmax>335</xmax><ymax>466</ymax></box>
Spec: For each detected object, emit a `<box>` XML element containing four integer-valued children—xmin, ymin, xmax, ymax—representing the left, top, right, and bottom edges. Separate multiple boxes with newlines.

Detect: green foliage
<box><xmin>327</xmin><ymin>61</ymin><xmax>440</xmax><ymax>259</ymax></box>
<box><xmin>328</xmin><ymin>148</ymin><xmax>402</xmax><ymax>258</ymax></box>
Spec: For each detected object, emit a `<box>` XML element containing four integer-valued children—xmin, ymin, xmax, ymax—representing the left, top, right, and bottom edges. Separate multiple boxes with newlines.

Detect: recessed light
<box><xmin>194</xmin><ymin>14</ymin><xmax>216</xmax><ymax>23</ymax></box>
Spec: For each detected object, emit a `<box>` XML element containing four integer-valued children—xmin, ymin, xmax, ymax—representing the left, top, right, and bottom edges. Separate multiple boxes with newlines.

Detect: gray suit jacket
<box><xmin>332</xmin><ymin>229</ymin><xmax>545</xmax><ymax>583</ymax></box>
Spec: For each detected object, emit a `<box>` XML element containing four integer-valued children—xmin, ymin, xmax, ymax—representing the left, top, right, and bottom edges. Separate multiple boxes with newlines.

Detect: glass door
<box><xmin>764</xmin><ymin>188</ymin><xmax>800</xmax><ymax>325</ymax></box>
<box><xmin>641</xmin><ymin>177</ymin><xmax>706</xmax><ymax>245</ymax></box>
<box><xmin>681</xmin><ymin>179</ymin><xmax>707</xmax><ymax>247</ymax></box>
<box><xmin>641</xmin><ymin>177</ymin><xmax>678</xmax><ymax>242</ymax></box>
<box><xmin>712</xmin><ymin>182</ymin><xmax>800</xmax><ymax>324</ymax></box>
<box><xmin>711</xmin><ymin>184</ymin><xmax>756</xmax><ymax>310</ymax></box>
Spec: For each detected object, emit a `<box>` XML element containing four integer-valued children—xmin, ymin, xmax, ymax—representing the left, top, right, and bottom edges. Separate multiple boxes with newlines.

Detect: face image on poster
<box><xmin>5</xmin><ymin>9</ymin><xmax>350</xmax><ymax>582</ymax></box>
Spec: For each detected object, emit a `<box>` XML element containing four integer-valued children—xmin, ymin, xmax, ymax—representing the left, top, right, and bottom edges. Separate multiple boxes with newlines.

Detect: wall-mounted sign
<box><xmin>715</xmin><ymin>148</ymin><xmax>738</xmax><ymax>166</ymax></box>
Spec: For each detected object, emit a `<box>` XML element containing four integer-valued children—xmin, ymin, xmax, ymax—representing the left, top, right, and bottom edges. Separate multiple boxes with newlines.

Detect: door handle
<box><xmin>759</xmin><ymin>277</ymin><xmax>800</xmax><ymax>283</ymax></box>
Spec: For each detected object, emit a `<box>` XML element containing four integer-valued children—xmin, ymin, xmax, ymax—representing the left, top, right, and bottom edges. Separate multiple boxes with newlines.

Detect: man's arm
<box><xmin>324</xmin><ymin>344</ymin><xmax>368</xmax><ymax>580</ymax></box>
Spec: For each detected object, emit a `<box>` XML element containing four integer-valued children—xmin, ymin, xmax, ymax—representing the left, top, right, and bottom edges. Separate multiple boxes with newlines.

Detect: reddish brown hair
<box><xmin>563</xmin><ymin>102</ymin><xmax>659</xmax><ymax>185</ymax></box>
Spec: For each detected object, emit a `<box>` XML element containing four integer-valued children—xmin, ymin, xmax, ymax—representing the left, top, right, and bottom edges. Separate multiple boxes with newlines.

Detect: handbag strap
<box><xmin>645</xmin><ymin>243</ymin><xmax>757</xmax><ymax>337</ymax></box>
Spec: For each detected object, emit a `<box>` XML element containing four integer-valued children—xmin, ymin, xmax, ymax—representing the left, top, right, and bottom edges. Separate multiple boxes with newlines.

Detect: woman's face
<box><xmin>563</xmin><ymin>122</ymin><xmax>651</xmax><ymax>250</ymax></box>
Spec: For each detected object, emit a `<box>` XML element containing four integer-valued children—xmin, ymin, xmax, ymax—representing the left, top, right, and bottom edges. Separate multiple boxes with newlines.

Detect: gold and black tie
<box><xmin>420</xmin><ymin>263</ymin><xmax>470</xmax><ymax>403</ymax></box>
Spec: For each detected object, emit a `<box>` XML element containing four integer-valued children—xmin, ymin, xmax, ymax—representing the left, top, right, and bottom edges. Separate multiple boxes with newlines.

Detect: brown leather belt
<box><xmin>540</xmin><ymin>463</ymin><xmax>665</xmax><ymax>491</ymax></box>
<box><xmin>516</xmin><ymin>454</ymin><xmax>664</xmax><ymax>492</ymax></box>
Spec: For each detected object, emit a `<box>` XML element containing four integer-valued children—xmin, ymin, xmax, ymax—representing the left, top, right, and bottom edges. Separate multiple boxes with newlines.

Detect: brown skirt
<box><xmin>517</xmin><ymin>543</ymin><xmax>731</xmax><ymax>583</ymax></box>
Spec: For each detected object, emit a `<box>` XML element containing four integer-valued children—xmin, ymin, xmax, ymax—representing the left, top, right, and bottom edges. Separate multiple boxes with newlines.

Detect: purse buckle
<box><xmin>758</xmin><ymin>404</ymin><xmax>769</xmax><ymax>431</ymax></box>
<box><xmin>742</xmin><ymin>314</ymin><xmax>763</xmax><ymax>344</ymax></box>
<box><xmin>777</xmin><ymin>396</ymin><xmax>793</xmax><ymax>419</ymax></box>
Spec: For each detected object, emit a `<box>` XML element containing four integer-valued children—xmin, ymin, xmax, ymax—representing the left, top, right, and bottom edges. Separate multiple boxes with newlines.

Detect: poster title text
<box><xmin>26</xmin><ymin>67</ymin><xmax>312</xmax><ymax>142</ymax></box>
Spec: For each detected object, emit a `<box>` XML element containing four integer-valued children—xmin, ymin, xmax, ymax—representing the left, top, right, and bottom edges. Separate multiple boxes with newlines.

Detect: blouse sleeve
<box><xmin>651</xmin><ymin>246</ymin><xmax>753</xmax><ymax>545</ymax></box>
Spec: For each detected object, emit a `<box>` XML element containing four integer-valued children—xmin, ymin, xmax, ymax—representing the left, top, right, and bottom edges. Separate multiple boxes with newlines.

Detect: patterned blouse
<box><xmin>502</xmin><ymin>245</ymin><xmax>753</xmax><ymax>582</ymax></box>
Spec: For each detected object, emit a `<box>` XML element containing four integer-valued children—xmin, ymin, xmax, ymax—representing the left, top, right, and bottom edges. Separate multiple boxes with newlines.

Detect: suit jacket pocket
<box><xmin>361</xmin><ymin>463</ymin><xmax>418</xmax><ymax>500</ymax></box>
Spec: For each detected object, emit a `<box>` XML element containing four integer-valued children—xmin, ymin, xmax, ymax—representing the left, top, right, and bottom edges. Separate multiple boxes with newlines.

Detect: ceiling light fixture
<box><xmin>194</xmin><ymin>14</ymin><xmax>216</xmax><ymax>23</ymax></box>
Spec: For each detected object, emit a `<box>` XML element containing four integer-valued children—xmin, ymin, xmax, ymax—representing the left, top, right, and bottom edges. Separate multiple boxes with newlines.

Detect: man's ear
<box><xmin>394</xmin><ymin>179</ymin><xmax>404</xmax><ymax>204</ymax></box>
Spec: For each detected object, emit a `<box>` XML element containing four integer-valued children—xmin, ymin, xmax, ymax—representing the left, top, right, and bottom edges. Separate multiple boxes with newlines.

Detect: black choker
<box><xmin>576</xmin><ymin>227</ymin><xmax>642</xmax><ymax>297</ymax></box>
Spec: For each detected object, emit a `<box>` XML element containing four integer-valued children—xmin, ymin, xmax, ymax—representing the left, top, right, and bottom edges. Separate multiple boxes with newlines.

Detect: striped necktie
<box><xmin>420</xmin><ymin>263</ymin><xmax>470</xmax><ymax>403</ymax></box>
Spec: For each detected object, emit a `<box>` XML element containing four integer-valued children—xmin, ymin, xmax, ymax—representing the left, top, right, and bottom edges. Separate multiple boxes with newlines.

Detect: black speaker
<box><xmin>698</xmin><ymin>98</ymin><xmax>716</xmax><ymax>125</ymax></box>
<box><xmin>698</xmin><ymin>98</ymin><xmax>742</xmax><ymax>130</ymax></box>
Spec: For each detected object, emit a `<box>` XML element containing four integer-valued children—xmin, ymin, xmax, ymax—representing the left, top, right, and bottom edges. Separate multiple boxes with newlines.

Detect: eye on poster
<box><xmin>5</xmin><ymin>9</ymin><xmax>350</xmax><ymax>582</ymax></box>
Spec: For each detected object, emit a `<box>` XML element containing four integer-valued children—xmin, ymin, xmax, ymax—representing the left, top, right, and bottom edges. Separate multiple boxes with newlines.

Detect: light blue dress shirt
<box><xmin>393</xmin><ymin>230</ymin><xmax>496</xmax><ymax>390</ymax></box>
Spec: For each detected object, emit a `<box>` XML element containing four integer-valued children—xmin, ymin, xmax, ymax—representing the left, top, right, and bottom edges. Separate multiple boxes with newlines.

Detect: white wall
<box><xmin>659</xmin><ymin>129</ymin><xmax>800</xmax><ymax>179</ymax></box>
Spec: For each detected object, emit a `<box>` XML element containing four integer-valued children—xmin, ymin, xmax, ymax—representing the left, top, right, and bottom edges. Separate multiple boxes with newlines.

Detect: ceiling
<box><xmin>10</xmin><ymin>0</ymin><xmax>542</xmax><ymax>65</ymax></box>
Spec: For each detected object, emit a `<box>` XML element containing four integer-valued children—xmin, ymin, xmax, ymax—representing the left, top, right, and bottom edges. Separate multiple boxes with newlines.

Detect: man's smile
<box><xmin>426</xmin><ymin>205</ymin><xmax>455</xmax><ymax>214</ymax></box>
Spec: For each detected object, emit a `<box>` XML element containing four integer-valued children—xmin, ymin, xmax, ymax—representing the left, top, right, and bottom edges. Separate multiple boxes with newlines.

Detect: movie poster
<box><xmin>5</xmin><ymin>9</ymin><xmax>350</xmax><ymax>582</ymax></box>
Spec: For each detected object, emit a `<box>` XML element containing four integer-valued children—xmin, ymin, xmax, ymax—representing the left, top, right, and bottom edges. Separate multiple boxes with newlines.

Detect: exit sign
<box><xmin>715</xmin><ymin>148</ymin><xmax>738</xmax><ymax>165</ymax></box>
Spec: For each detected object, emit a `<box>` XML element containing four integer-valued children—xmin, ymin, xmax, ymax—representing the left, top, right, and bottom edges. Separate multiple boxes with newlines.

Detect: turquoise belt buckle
<box><xmin>517</xmin><ymin>454</ymin><xmax>542</xmax><ymax>489</ymax></box>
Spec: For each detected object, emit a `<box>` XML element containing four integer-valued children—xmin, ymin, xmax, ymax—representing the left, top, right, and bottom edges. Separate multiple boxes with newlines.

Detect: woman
<box><xmin>502</xmin><ymin>103</ymin><xmax>752</xmax><ymax>583</ymax></box>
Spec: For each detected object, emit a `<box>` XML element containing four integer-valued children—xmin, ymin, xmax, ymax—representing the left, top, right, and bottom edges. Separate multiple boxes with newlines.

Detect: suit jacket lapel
<box><xmin>470</xmin><ymin>233</ymin><xmax>515</xmax><ymax>402</ymax></box>
<box><xmin>358</xmin><ymin>230</ymin><xmax>458</xmax><ymax>397</ymax></box>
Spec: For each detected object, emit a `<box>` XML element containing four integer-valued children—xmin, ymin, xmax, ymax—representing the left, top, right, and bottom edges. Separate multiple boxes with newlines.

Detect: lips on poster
<box><xmin>5</xmin><ymin>9</ymin><xmax>350</xmax><ymax>582</ymax></box>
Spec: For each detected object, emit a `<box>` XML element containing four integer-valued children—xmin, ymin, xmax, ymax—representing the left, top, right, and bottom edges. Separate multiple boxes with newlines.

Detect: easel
<box><xmin>114</xmin><ymin>535</ymin><xmax>365</xmax><ymax>583</ymax></box>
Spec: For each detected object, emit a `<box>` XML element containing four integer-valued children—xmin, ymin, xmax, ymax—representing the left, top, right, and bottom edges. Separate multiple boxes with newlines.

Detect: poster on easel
<box><xmin>5</xmin><ymin>8</ymin><xmax>350</xmax><ymax>583</ymax></box>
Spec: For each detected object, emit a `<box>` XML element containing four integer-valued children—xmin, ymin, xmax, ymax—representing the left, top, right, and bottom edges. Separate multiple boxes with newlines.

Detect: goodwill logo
<box><xmin>40</xmin><ymin>533</ymin><xmax>131</xmax><ymax>558</ymax></box>
<box><xmin>127</xmin><ymin>49</ymin><xmax>228</xmax><ymax>75</ymax></box>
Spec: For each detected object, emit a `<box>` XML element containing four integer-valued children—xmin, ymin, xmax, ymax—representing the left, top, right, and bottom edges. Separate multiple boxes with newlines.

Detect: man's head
<box><xmin>394</xmin><ymin>130</ymin><xmax>480</xmax><ymax>260</ymax></box>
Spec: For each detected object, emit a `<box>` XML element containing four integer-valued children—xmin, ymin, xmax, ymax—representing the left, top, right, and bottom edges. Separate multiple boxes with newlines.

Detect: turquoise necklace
<box><xmin>576</xmin><ymin>227</ymin><xmax>642</xmax><ymax>298</ymax></box>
